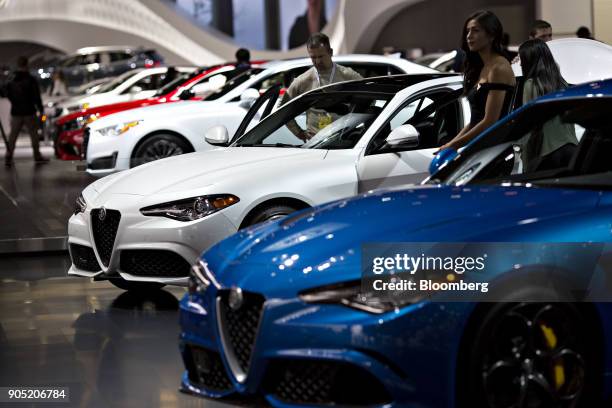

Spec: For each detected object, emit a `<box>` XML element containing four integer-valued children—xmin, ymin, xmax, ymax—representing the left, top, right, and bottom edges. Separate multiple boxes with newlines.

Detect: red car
<box><xmin>54</xmin><ymin>63</ymin><xmax>261</xmax><ymax>160</ymax></box>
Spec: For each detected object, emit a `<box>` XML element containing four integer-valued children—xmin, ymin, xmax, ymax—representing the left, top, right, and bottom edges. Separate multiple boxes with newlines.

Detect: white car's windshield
<box><xmin>235</xmin><ymin>92</ymin><xmax>391</xmax><ymax>150</ymax></box>
<box><xmin>97</xmin><ymin>69</ymin><xmax>143</xmax><ymax>93</ymax></box>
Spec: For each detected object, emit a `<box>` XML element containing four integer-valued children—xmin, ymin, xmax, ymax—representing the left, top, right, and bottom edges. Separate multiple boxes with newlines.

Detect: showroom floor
<box><xmin>0</xmin><ymin>148</ymin><xmax>242</xmax><ymax>407</ymax></box>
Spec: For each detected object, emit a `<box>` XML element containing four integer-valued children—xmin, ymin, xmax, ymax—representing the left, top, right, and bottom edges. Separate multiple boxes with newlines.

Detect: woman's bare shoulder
<box><xmin>488</xmin><ymin>58</ymin><xmax>515</xmax><ymax>85</ymax></box>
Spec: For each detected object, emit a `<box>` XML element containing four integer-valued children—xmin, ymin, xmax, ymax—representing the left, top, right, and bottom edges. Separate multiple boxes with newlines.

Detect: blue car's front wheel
<box><xmin>458</xmin><ymin>302</ymin><xmax>603</xmax><ymax>408</ymax></box>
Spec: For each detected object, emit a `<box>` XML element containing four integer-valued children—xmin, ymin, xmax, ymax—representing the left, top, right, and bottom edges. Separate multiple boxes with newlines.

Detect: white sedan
<box><xmin>68</xmin><ymin>73</ymin><xmax>467</xmax><ymax>290</ymax></box>
<box><xmin>68</xmin><ymin>39</ymin><xmax>612</xmax><ymax>291</ymax></box>
<box><xmin>83</xmin><ymin>55</ymin><xmax>436</xmax><ymax>177</ymax></box>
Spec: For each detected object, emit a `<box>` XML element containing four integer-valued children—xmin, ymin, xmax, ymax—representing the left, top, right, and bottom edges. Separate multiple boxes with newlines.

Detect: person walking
<box><xmin>519</xmin><ymin>38</ymin><xmax>578</xmax><ymax>171</ymax></box>
<box><xmin>281</xmin><ymin>32</ymin><xmax>362</xmax><ymax>140</ymax></box>
<box><xmin>436</xmin><ymin>10</ymin><xmax>515</xmax><ymax>152</ymax></box>
<box><xmin>4</xmin><ymin>56</ymin><xmax>47</xmax><ymax>166</ymax></box>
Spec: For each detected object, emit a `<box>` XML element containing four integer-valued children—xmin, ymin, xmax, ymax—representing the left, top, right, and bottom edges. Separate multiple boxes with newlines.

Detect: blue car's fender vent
<box><xmin>217</xmin><ymin>291</ymin><xmax>265</xmax><ymax>377</ymax></box>
<box><xmin>183</xmin><ymin>344</ymin><xmax>233</xmax><ymax>392</ymax></box>
<box><xmin>264</xmin><ymin>359</ymin><xmax>392</xmax><ymax>406</ymax></box>
<box><xmin>70</xmin><ymin>244</ymin><xmax>101</xmax><ymax>272</ymax></box>
<box><xmin>91</xmin><ymin>208</ymin><xmax>121</xmax><ymax>267</ymax></box>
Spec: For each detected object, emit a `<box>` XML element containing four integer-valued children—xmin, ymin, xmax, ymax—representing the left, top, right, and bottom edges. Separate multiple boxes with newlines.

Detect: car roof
<box><xmin>305</xmin><ymin>73</ymin><xmax>459</xmax><ymax>96</ymax></box>
<box><xmin>537</xmin><ymin>78</ymin><xmax>612</xmax><ymax>102</ymax></box>
<box><xmin>73</xmin><ymin>46</ymin><xmax>145</xmax><ymax>55</ymax></box>
<box><xmin>261</xmin><ymin>54</ymin><xmax>436</xmax><ymax>72</ymax></box>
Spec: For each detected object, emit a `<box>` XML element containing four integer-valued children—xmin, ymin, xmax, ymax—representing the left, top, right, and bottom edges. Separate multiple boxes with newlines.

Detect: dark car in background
<box><xmin>36</xmin><ymin>45</ymin><xmax>164</xmax><ymax>90</ymax></box>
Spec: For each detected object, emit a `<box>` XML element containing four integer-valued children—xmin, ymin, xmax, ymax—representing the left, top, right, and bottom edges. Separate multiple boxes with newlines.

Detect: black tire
<box><xmin>244</xmin><ymin>204</ymin><xmax>299</xmax><ymax>227</ymax></box>
<box><xmin>108</xmin><ymin>278</ymin><xmax>165</xmax><ymax>292</ymax></box>
<box><xmin>458</xmin><ymin>301</ymin><xmax>602</xmax><ymax>408</ymax></box>
<box><xmin>130</xmin><ymin>133</ymin><xmax>193</xmax><ymax>167</ymax></box>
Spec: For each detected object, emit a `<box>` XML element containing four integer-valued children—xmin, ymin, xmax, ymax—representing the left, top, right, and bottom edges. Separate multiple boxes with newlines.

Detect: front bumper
<box><xmin>67</xmin><ymin>204</ymin><xmax>238</xmax><ymax>285</ymax></box>
<box><xmin>85</xmin><ymin>128</ymin><xmax>136</xmax><ymax>177</ymax></box>
<box><xmin>179</xmin><ymin>288</ymin><xmax>469</xmax><ymax>408</ymax></box>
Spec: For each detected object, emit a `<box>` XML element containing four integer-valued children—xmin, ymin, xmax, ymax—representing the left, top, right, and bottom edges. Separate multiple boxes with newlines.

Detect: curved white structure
<box><xmin>0</xmin><ymin>0</ymin><xmax>427</xmax><ymax>64</ymax></box>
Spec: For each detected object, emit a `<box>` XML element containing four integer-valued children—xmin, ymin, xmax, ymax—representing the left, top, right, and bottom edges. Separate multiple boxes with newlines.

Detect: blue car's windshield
<box><xmin>431</xmin><ymin>98</ymin><xmax>612</xmax><ymax>188</ymax></box>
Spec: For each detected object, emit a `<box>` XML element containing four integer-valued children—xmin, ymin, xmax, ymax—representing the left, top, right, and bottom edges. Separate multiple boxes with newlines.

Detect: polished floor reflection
<box><xmin>0</xmin><ymin>253</ymin><xmax>241</xmax><ymax>408</ymax></box>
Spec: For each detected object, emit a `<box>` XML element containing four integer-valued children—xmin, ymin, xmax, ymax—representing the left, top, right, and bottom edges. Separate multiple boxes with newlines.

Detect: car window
<box><xmin>442</xmin><ymin>98</ymin><xmax>612</xmax><ymax>187</ymax></box>
<box><xmin>109</xmin><ymin>52</ymin><xmax>131</xmax><ymax>62</ymax></box>
<box><xmin>367</xmin><ymin>90</ymin><xmax>462</xmax><ymax>154</ymax></box>
<box><xmin>235</xmin><ymin>92</ymin><xmax>391</xmax><ymax>149</ymax></box>
<box><xmin>204</xmin><ymin>68</ymin><xmax>265</xmax><ymax>101</ymax></box>
<box><xmin>345</xmin><ymin>63</ymin><xmax>404</xmax><ymax>77</ymax></box>
<box><xmin>99</xmin><ymin>52</ymin><xmax>111</xmax><ymax>65</ymax></box>
<box><xmin>129</xmin><ymin>73</ymin><xmax>165</xmax><ymax>92</ymax></box>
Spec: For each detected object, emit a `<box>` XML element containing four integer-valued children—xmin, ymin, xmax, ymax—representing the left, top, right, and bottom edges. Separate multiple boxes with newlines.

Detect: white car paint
<box><xmin>58</xmin><ymin>66</ymin><xmax>195</xmax><ymax>115</ymax></box>
<box><xmin>84</xmin><ymin>55</ymin><xmax>437</xmax><ymax>177</ymax></box>
<box><xmin>68</xmin><ymin>40</ymin><xmax>611</xmax><ymax>287</ymax></box>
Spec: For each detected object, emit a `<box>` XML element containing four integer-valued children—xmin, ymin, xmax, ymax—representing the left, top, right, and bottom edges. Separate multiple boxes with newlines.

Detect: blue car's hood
<box><xmin>206</xmin><ymin>185</ymin><xmax>601</xmax><ymax>297</ymax></box>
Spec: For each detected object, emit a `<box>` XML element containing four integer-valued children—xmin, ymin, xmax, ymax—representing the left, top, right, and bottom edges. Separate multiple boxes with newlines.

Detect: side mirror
<box><xmin>205</xmin><ymin>125</ymin><xmax>230</xmax><ymax>146</ymax></box>
<box><xmin>429</xmin><ymin>147</ymin><xmax>458</xmax><ymax>175</ymax></box>
<box><xmin>239</xmin><ymin>88</ymin><xmax>260</xmax><ymax>109</ymax></box>
<box><xmin>385</xmin><ymin>124</ymin><xmax>420</xmax><ymax>148</ymax></box>
<box><xmin>129</xmin><ymin>85</ymin><xmax>143</xmax><ymax>94</ymax></box>
<box><xmin>178</xmin><ymin>88</ymin><xmax>195</xmax><ymax>100</ymax></box>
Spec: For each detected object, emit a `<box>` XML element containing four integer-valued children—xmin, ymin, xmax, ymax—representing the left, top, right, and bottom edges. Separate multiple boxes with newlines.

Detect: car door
<box><xmin>356</xmin><ymin>86</ymin><xmax>467</xmax><ymax>192</ymax></box>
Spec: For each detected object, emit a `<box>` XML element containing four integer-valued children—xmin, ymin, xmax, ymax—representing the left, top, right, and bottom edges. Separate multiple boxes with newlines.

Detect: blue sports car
<box><xmin>179</xmin><ymin>79</ymin><xmax>612</xmax><ymax>407</ymax></box>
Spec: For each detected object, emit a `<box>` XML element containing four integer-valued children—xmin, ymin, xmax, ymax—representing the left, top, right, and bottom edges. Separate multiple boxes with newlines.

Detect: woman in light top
<box><xmin>519</xmin><ymin>38</ymin><xmax>578</xmax><ymax>171</ymax></box>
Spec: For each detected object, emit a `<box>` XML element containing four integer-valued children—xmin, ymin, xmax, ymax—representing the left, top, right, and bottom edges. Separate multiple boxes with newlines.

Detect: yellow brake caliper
<box><xmin>540</xmin><ymin>323</ymin><xmax>564</xmax><ymax>390</ymax></box>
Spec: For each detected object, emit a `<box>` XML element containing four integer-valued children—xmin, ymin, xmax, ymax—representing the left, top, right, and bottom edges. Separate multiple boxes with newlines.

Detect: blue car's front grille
<box><xmin>264</xmin><ymin>359</ymin><xmax>392</xmax><ymax>406</ymax></box>
<box><xmin>91</xmin><ymin>208</ymin><xmax>121</xmax><ymax>267</ymax></box>
<box><xmin>218</xmin><ymin>291</ymin><xmax>265</xmax><ymax>375</ymax></box>
<box><xmin>183</xmin><ymin>344</ymin><xmax>232</xmax><ymax>392</ymax></box>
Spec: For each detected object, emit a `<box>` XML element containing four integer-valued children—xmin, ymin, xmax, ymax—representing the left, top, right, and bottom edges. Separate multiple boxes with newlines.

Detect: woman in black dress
<box><xmin>438</xmin><ymin>10</ymin><xmax>515</xmax><ymax>152</ymax></box>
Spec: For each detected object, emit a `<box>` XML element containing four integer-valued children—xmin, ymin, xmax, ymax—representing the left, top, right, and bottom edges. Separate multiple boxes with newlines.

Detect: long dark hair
<box><xmin>519</xmin><ymin>38</ymin><xmax>568</xmax><ymax>96</ymax></box>
<box><xmin>461</xmin><ymin>10</ymin><xmax>505</xmax><ymax>93</ymax></box>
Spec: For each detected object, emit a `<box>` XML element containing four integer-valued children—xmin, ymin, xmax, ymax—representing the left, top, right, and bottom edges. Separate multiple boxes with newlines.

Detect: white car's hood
<box><xmin>89</xmin><ymin>100</ymin><xmax>217</xmax><ymax>129</ymax></box>
<box><xmin>89</xmin><ymin>147</ymin><xmax>326</xmax><ymax>199</ymax></box>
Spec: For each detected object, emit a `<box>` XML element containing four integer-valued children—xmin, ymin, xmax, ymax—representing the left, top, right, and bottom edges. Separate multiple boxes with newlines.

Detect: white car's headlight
<box><xmin>140</xmin><ymin>194</ymin><xmax>239</xmax><ymax>222</ymax></box>
<box><xmin>98</xmin><ymin>120</ymin><xmax>143</xmax><ymax>137</ymax></box>
<box><xmin>74</xmin><ymin>193</ymin><xmax>87</xmax><ymax>215</ymax></box>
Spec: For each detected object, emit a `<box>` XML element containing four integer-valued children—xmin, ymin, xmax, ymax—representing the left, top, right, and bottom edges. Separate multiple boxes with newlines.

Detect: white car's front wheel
<box><xmin>131</xmin><ymin>133</ymin><xmax>193</xmax><ymax>167</ymax></box>
<box><xmin>244</xmin><ymin>204</ymin><xmax>301</xmax><ymax>227</ymax></box>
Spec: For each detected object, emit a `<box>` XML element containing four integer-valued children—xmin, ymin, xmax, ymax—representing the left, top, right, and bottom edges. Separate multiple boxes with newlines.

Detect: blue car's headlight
<box><xmin>140</xmin><ymin>194</ymin><xmax>239</xmax><ymax>222</ymax></box>
<box><xmin>299</xmin><ymin>279</ymin><xmax>426</xmax><ymax>314</ymax></box>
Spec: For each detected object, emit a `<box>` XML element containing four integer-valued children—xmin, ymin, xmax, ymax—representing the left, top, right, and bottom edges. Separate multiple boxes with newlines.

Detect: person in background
<box><xmin>529</xmin><ymin>20</ymin><xmax>553</xmax><ymax>42</ymax></box>
<box><xmin>436</xmin><ymin>10</ymin><xmax>515</xmax><ymax>152</ymax></box>
<box><xmin>48</xmin><ymin>70</ymin><xmax>68</xmax><ymax>97</ymax></box>
<box><xmin>281</xmin><ymin>32</ymin><xmax>362</xmax><ymax>140</ymax></box>
<box><xmin>289</xmin><ymin>0</ymin><xmax>327</xmax><ymax>49</ymax></box>
<box><xmin>234</xmin><ymin>48</ymin><xmax>251</xmax><ymax>74</ymax></box>
<box><xmin>5</xmin><ymin>56</ymin><xmax>47</xmax><ymax>166</ymax></box>
<box><xmin>576</xmin><ymin>26</ymin><xmax>593</xmax><ymax>39</ymax></box>
<box><xmin>519</xmin><ymin>38</ymin><xmax>577</xmax><ymax>171</ymax></box>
